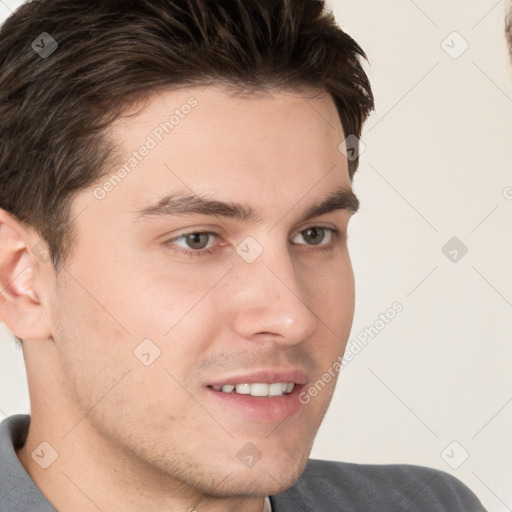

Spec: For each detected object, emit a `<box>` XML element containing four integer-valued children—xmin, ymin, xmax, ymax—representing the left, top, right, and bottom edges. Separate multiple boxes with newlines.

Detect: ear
<box><xmin>0</xmin><ymin>209</ymin><xmax>52</xmax><ymax>340</ymax></box>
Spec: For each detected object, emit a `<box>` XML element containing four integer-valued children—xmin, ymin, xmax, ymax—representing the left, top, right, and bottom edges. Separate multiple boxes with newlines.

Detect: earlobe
<box><xmin>0</xmin><ymin>210</ymin><xmax>52</xmax><ymax>340</ymax></box>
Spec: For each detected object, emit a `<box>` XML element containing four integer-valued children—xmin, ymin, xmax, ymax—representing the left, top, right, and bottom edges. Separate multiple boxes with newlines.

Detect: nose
<box><xmin>226</xmin><ymin>243</ymin><xmax>319</xmax><ymax>346</ymax></box>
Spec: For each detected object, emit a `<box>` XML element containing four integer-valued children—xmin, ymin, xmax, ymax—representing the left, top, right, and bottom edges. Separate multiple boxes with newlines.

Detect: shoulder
<box><xmin>270</xmin><ymin>459</ymin><xmax>487</xmax><ymax>512</ymax></box>
<box><xmin>0</xmin><ymin>414</ymin><xmax>57</xmax><ymax>512</ymax></box>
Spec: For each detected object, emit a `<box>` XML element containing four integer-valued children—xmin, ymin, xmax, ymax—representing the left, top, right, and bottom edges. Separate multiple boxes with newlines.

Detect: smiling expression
<box><xmin>36</xmin><ymin>84</ymin><xmax>357</xmax><ymax>497</ymax></box>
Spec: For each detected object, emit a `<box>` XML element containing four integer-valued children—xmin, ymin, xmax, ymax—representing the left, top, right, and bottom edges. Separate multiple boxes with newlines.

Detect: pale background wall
<box><xmin>1</xmin><ymin>0</ymin><xmax>511</xmax><ymax>511</ymax></box>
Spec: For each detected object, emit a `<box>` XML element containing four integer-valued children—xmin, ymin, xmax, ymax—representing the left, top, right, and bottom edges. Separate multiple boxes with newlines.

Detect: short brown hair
<box><xmin>0</xmin><ymin>0</ymin><xmax>374</xmax><ymax>273</ymax></box>
<box><xmin>507</xmin><ymin>6</ymin><xmax>512</xmax><ymax>57</ymax></box>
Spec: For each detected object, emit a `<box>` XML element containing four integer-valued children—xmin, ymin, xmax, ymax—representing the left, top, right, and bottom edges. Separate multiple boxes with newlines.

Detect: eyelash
<box><xmin>164</xmin><ymin>227</ymin><xmax>341</xmax><ymax>257</ymax></box>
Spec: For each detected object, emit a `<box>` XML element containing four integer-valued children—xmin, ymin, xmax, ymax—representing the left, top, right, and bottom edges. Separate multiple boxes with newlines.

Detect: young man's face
<box><xmin>26</xmin><ymin>85</ymin><xmax>356</xmax><ymax>499</ymax></box>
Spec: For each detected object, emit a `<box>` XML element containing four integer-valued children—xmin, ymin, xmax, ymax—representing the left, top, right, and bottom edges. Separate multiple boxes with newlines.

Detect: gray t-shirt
<box><xmin>1</xmin><ymin>415</ymin><xmax>487</xmax><ymax>511</ymax></box>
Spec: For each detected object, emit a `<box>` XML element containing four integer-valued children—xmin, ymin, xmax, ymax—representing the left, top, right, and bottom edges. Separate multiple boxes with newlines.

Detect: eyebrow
<box><xmin>131</xmin><ymin>187</ymin><xmax>359</xmax><ymax>224</ymax></box>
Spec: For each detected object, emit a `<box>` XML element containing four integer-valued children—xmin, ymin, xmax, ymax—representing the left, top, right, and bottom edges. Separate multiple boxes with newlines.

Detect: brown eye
<box><xmin>301</xmin><ymin>227</ymin><xmax>326</xmax><ymax>245</ymax></box>
<box><xmin>292</xmin><ymin>227</ymin><xmax>337</xmax><ymax>246</ymax></box>
<box><xmin>165</xmin><ymin>231</ymin><xmax>220</xmax><ymax>256</ymax></box>
<box><xmin>183</xmin><ymin>232</ymin><xmax>211</xmax><ymax>250</ymax></box>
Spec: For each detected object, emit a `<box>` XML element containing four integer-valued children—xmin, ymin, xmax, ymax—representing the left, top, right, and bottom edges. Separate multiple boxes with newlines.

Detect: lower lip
<box><xmin>205</xmin><ymin>385</ymin><xmax>306</xmax><ymax>423</ymax></box>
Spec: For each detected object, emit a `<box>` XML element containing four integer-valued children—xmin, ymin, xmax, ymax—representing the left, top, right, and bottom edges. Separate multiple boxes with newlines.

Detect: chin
<box><xmin>228</xmin><ymin>445</ymin><xmax>311</xmax><ymax>496</ymax></box>
<box><xmin>207</xmin><ymin>459</ymin><xmax>308</xmax><ymax>499</ymax></box>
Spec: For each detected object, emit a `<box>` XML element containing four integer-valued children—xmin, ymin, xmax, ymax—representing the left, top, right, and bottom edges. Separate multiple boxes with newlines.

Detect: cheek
<box><xmin>49</xmin><ymin>268</ymin><xmax>141</xmax><ymax>418</ymax></box>
<box><xmin>50</xmin><ymin>279</ymin><xmax>197</xmax><ymax>441</ymax></box>
<box><xmin>304</xmin><ymin>249</ymin><xmax>355</xmax><ymax>326</ymax></box>
<box><xmin>51</xmin><ymin>252</ymin><xmax>224</xmax><ymax>383</ymax></box>
<box><xmin>302</xmin><ymin>251</ymin><xmax>355</xmax><ymax>375</ymax></box>
<box><xmin>120</xmin><ymin>253</ymin><xmax>232</xmax><ymax>337</ymax></box>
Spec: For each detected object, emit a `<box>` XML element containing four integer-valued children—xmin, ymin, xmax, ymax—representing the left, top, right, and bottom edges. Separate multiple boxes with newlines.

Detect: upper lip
<box><xmin>206</xmin><ymin>368</ymin><xmax>309</xmax><ymax>387</ymax></box>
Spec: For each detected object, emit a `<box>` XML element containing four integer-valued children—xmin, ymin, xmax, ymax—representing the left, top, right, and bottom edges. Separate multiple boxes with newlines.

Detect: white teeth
<box><xmin>270</xmin><ymin>383</ymin><xmax>284</xmax><ymax>396</ymax></box>
<box><xmin>235</xmin><ymin>383</ymin><xmax>251</xmax><ymax>394</ymax></box>
<box><xmin>250</xmin><ymin>383</ymin><xmax>269</xmax><ymax>396</ymax></box>
<box><xmin>212</xmin><ymin>382</ymin><xmax>295</xmax><ymax>397</ymax></box>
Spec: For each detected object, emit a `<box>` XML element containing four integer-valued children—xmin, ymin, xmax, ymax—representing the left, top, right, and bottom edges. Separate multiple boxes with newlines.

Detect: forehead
<box><xmin>77</xmin><ymin>84</ymin><xmax>350</xmax><ymax>223</ymax></box>
<box><xmin>110</xmin><ymin>83</ymin><xmax>345</xmax><ymax>158</ymax></box>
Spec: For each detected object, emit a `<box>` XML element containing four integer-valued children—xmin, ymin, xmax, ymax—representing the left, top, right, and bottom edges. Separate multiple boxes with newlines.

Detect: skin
<box><xmin>0</xmin><ymin>85</ymin><xmax>356</xmax><ymax>512</ymax></box>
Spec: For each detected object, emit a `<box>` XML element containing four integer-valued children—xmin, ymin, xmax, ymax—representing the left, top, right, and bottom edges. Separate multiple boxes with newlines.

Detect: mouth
<box><xmin>205</xmin><ymin>370</ymin><xmax>308</xmax><ymax>423</ymax></box>
<box><xmin>207</xmin><ymin>382</ymin><xmax>295</xmax><ymax>397</ymax></box>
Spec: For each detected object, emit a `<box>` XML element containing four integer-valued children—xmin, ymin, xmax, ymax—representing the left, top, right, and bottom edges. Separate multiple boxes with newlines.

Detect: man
<box><xmin>0</xmin><ymin>1</ymin><xmax>487</xmax><ymax>510</ymax></box>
